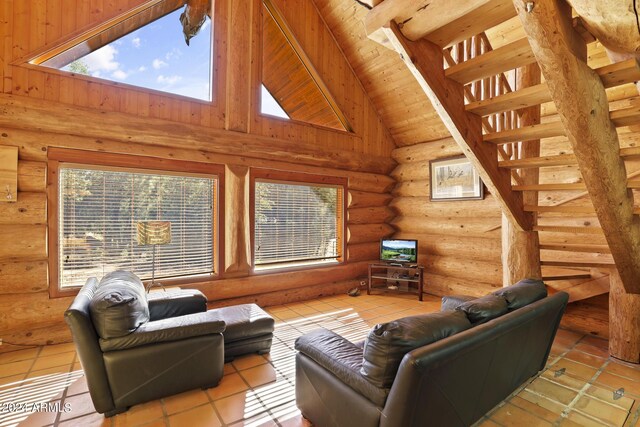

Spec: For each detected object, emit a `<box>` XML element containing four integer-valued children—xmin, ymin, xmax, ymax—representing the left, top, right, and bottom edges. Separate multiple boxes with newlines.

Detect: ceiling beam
<box><xmin>377</xmin><ymin>23</ymin><xmax>532</xmax><ymax>231</ymax></box>
<box><xmin>513</xmin><ymin>0</ymin><xmax>640</xmax><ymax>294</ymax></box>
<box><xmin>365</xmin><ymin>0</ymin><xmax>495</xmax><ymax>46</ymax></box>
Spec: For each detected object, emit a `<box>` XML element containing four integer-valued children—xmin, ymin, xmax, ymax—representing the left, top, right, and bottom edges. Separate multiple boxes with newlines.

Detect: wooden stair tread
<box><xmin>534</xmin><ymin>225</ymin><xmax>603</xmax><ymax>234</ymax></box>
<box><xmin>483</xmin><ymin>121</ymin><xmax>565</xmax><ymax>144</ymax></box>
<box><xmin>484</xmin><ymin>105</ymin><xmax>640</xmax><ymax>145</ymax></box>
<box><xmin>543</xmin><ymin>273</ymin><xmax>592</xmax><ymax>281</ymax></box>
<box><xmin>526</xmin><ymin>205</ymin><xmax>640</xmax><ymax>215</ymax></box>
<box><xmin>513</xmin><ymin>183</ymin><xmax>586</xmax><ymax>191</ymax></box>
<box><xmin>467</xmin><ymin>60</ymin><xmax>640</xmax><ymax>117</ymax></box>
<box><xmin>541</xmin><ymin>260</ymin><xmax>614</xmax><ymax>268</ymax></box>
<box><xmin>539</xmin><ymin>243</ymin><xmax>612</xmax><ymax>254</ymax></box>
<box><xmin>499</xmin><ymin>153</ymin><xmax>577</xmax><ymax>169</ymax></box>
<box><xmin>466</xmin><ymin>83</ymin><xmax>550</xmax><ymax>116</ymax></box>
<box><xmin>542</xmin><ymin>266</ymin><xmax>592</xmax><ymax>281</ymax></box>
<box><xmin>500</xmin><ymin>148</ymin><xmax>640</xmax><ymax>169</ymax></box>
<box><xmin>446</xmin><ymin>38</ymin><xmax>535</xmax><ymax>84</ymax></box>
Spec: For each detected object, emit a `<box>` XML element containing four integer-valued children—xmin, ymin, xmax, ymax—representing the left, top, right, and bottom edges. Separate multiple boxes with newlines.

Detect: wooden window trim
<box><xmin>249</xmin><ymin>168</ymin><xmax>347</xmax><ymax>273</ymax></box>
<box><xmin>47</xmin><ymin>148</ymin><xmax>225</xmax><ymax>298</ymax></box>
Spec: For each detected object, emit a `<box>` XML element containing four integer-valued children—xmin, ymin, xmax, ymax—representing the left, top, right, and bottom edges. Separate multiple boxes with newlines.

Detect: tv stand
<box><xmin>368</xmin><ymin>263</ymin><xmax>425</xmax><ymax>301</ymax></box>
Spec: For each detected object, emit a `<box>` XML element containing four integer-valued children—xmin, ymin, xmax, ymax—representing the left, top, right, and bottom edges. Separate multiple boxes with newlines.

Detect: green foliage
<box><xmin>68</xmin><ymin>60</ymin><xmax>90</xmax><ymax>75</ymax></box>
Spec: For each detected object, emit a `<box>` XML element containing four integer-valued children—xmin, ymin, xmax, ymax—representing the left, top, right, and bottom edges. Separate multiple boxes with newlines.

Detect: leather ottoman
<box><xmin>147</xmin><ymin>289</ymin><xmax>207</xmax><ymax>321</ymax></box>
<box><xmin>213</xmin><ymin>304</ymin><xmax>275</xmax><ymax>361</ymax></box>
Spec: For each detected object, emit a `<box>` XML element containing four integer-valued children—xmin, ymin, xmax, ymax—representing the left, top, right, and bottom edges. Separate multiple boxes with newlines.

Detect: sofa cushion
<box><xmin>90</xmin><ymin>271</ymin><xmax>149</xmax><ymax>339</ymax></box>
<box><xmin>441</xmin><ymin>295</ymin><xmax>476</xmax><ymax>311</ymax></box>
<box><xmin>295</xmin><ymin>329</ymin><xmax>389</xmax><ymax>406</ymax></box>
<box><xmin>456</xmin><ymin>294</ymin><xmax>508</xmax><ymax>325</ymax></box>
<box><xmin>493</xmin><ymin>278</ymin><xmax>547</xmax><ymax>311</ymax></box>
<box><xmin>360</xmin><ymin>311</ymin><xmax>472</xmax><ymax>388</ymax></box>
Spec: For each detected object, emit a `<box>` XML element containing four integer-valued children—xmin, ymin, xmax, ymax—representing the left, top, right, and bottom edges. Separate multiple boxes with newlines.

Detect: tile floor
<box><xmin>0</xmin><ymin>293</ymin><xmax>639</xmax><ymax>426</ymax></box>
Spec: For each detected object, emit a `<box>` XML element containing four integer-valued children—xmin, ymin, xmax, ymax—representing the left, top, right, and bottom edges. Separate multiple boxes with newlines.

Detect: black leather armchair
<box><xmin>65</xmin><ymin>272</ymin><xmax>225</xmax><ymax>417</ymax></box>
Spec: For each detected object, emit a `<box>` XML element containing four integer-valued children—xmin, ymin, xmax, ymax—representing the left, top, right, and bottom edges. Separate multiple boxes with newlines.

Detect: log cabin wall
<box><xmin>389</xmin><ymin>137</ymin><xmax>504</xmax><ymax>298</ymax></box>
<box><xmin>0</xmin><ymin>0</ymin><xmax>397</xmax><ymax>352</ymax></box>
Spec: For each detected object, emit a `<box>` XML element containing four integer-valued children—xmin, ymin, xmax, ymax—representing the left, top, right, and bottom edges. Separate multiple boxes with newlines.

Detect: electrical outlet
<box><xmin>359</xmin><ymin>280</ymin><xmax>366</xmax><ymax>287</ymax></box>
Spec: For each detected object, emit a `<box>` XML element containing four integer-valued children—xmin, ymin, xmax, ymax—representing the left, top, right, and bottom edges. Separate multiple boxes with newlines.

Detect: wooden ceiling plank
<box><xmin>514</xmin><ymin>0</ymin><xmax>640</xmax><ymax>294</ymax></box>
<box><xmin>446</xmin><ymin>38</ymin><xmax>535</xmax><ymax>84</ymax></box>
<box><xmin>425</xmin><ymin>0</ymin><xmax>517</xmax><ymax>48</ymax></box>
<box><xmin>377</xmin><ymin>23</ymin><xmax>532</xmax><ymax>231</ymax></box>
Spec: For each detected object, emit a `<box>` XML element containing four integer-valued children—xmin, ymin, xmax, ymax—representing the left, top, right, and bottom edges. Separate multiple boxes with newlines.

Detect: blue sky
<box><xmin>58</xmin><ymin>5</ymin><xmax>289</xmax><ymax>118</ymax></box>
<box><xmin>64</xmin><ymin>8</ymin><xmax>212</xmax><ymax>101</ymax></box>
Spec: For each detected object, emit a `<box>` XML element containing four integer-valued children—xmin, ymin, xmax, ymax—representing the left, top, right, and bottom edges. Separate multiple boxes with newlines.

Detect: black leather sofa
<box><xmin>295</xmin><ymin>279</ymin><xmax>569</xmax><ymax>427</ymax></box>
<box><xmin>65</xmin><ymin>271</ymin><xmax>226</xmax><ymax>417</ymax></box>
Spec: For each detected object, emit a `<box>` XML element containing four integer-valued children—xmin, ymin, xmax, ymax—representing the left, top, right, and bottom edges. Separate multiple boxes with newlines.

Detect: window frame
<box><xmin>249</xmin><ymin>168</ymin><xmax>347</xmax><ymax>273</ymax></box>
<box><xmin>47</xmin><ymin>148</ymin><xmax>225</xmax><ymax>298</ymax></box>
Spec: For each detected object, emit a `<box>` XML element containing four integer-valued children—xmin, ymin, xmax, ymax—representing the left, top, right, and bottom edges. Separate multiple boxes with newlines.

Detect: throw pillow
<box><xmin>441</xmin><ymin>294</ymin><xmax>476</xmax><ymax>311</ymax></box>
<box><xmin>493</xmin><ymin>278</ymin><xmax>547</xmax><ymax>311</ymax></box>
<box><xmin>455</xmin><ymin>294</ymin><xmax>508</xmax><ymax>324</ymax></box>
<box><xmin>90</xmin><ymin>271</ymin><xmax>149</xmax><ymax>339</ymax></box>
<box><xmin>360</xmin><ymin>311</ymin><xmax>472</xmax><ymax>388</ymax></box>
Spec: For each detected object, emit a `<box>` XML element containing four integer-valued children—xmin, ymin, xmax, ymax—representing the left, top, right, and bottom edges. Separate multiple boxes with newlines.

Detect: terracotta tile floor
<box><xmin>0</xmin><ymin>293</ymin><xmax>639</xmax><ymax>426</ymax></box>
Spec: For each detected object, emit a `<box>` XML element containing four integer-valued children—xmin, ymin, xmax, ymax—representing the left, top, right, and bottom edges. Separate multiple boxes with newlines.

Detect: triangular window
<box><xmin>261</xmin><ymin>84</ymin><xmax>290</xmax><ymax>119</ymax></box>
<box><xmin>261</xmin><ymin>0</ymin><xmax>351</xmax><ymax>132</ymax></box>
<box><xmin>31</xmin><ymin>0</ymin><xmax>212</xmax><ymax>101</ymax></box>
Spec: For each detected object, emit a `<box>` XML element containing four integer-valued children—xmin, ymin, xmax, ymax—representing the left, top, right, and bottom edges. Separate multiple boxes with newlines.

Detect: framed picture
<box><xmin>429</xmin><ymin>155</ymin><xmax>484</xmax><ymax>201</ymax></box>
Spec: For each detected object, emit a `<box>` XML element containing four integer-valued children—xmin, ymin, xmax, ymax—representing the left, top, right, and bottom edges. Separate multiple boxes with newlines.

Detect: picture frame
<box><xmin>429</xmin><ymin>155</ymin><xmax>484</xmax><ymax>201</ymax></box>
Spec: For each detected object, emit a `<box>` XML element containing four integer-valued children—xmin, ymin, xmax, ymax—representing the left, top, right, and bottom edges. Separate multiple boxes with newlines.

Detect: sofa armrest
<box><xmin>99</xmin><ymin>311</ymin><xmax>225</xmax><ymax>352</ymax></box>
<box><xmin>147</xmin><ymin>289</ymin><xmax>207</xmax><ymax>321</ymax></box>
<box><xmin>295</xmin><ymin>328</ymin><xmax>389</xmax><ymax>406</ymax></box>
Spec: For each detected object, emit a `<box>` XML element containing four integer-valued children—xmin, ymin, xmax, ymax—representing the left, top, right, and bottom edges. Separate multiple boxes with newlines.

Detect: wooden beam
<box><xmin>446</xmin><ymin>38</ymin><xmax>535</xmax><ymax>84</ymax></box>
<box><xmin>514</xmin><ymin>0</ymin><xmax>640</xmax><ymax>293</ymax></box>
<box><xmin>0</xmin><ymin>95</ymin><xmax>395</xmax><ymax>175</ymax></box>
<box><xmin>567</xmin><ymin>0</ymin><xmax>640</xmax><ymax>56</ymax></box>
<box><xmin>513</xmin><ymin>183</ymin><xmax>586</xmax><ymax>191</ymax></box>
<box><xmin>379</xmin><ymin>23</ymin><xmax>532</xmax><ymax>231</ymax></box>
<box><xmin>365</xmin><ymin>0</ymin><xmax>494</xmax><ymax>42</ymax></box>
<box><xmin>425</xmin><ymin>0</ymin><xmax>517</xmax><ymax>48</ymax></box>
<box><xmin>609</xmin><ymin>268</ymin><xmax>640</xmax><ymax>363</ymax></box>
<box><xmin>502</xmin><ymin>61</ymin><xmax>542</xmax><ymax>286</ymax></box>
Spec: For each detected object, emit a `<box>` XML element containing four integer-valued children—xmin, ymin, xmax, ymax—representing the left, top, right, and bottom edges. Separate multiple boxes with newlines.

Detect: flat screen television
<box><xmin>380</xmin><ymin>239</ymin><xmax>418</xmax><ymax>264</ymax></box>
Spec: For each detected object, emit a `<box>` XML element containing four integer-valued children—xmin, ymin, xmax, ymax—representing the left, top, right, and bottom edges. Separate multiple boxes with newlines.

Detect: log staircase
<box><xmin>364</xmin><ymin>0</ymin><xmax>640</xmax><ymax>303</ymax></box>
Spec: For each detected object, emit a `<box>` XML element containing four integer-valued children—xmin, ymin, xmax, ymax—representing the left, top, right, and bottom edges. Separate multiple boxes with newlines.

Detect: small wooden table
<box><xmin>368</xmin><ymin>263</ymin><xmax>425</xmax><ymax>301</ymax></box>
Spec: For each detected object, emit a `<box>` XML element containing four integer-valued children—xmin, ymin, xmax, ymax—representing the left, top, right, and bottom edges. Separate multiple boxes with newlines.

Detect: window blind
<box><xmin>254</xmin><ymin>181</ymin><xmax>342</xmax><ymax>266</ymax></box>
<box><xmin>59</xmin><ymin>166</ymin><xmax>215</xmax><ymax>288</ymax></box>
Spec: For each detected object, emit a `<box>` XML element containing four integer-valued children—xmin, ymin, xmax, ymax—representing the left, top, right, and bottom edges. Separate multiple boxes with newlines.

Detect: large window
<box><xmin>252</xmin><ymin>171</ymin><xmax>346</xmax><ymax>269</ymax></box>
<box><xmin>49</xmin><ymin>150</ymin><xmax>222</xmax><ymax>294</ymax></box>
<box><xmin>32</xmin><ymin>0</ymin><xmax>213</xmax><ymax>101</ymax></box>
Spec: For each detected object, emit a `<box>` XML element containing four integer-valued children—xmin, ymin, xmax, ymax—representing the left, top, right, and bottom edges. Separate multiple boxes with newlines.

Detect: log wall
<box><xmin>390</xmin><ymin>138</ymin><xmax>504</xmax><ymax>298</ymax></box>
<box><xmin>0</xmin><ymin>0</ymin><xmax>397</xmax><ymax>352</ymax></box>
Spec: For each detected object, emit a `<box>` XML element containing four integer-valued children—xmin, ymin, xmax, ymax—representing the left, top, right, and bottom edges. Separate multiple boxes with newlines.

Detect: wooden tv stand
<box><xmin>367</xmin><ymin>263</ymin><xmax>424</xmax><ymax>301</ymax></box>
